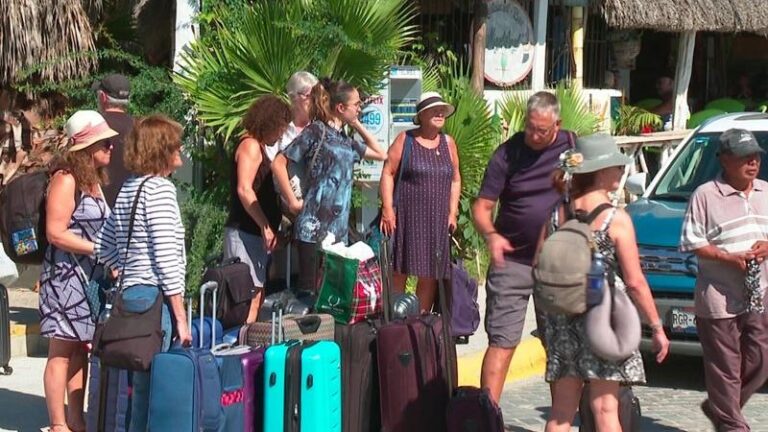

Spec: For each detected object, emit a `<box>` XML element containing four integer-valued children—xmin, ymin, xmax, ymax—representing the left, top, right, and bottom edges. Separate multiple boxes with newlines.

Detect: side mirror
<box><xmin>626</xmin><ymin>172</ymin><xmax>648</xmax><ymax>196</ymax></box>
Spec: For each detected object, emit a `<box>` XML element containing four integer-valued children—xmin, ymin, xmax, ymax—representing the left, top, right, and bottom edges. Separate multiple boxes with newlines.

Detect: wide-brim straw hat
<box><xmin>65</xmin><ymin>110</ymin><xmax>118</xmax><ymax>152</ymax></box>
<box><xmin>413</xmin><ymin>92</ymin><xmax>455</xmax><ymax>125</ymax></box>
<box><xmin>570</xmin><ymin>133</ymin><xmax>633</xmax><ymax>174</ymax></box>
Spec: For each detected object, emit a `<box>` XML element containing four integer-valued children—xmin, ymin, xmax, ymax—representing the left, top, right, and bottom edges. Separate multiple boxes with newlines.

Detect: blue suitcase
<box><xmin>264</xmin><ymin>310</ymin><xmax>342</xmax><ymax>432</ymax></box>
<box><xmin>148</xmin><ymin>282</ymin><xmax>224</xmax><ymax>432</ymax></box>
<box><xmin>86</xmin><ymin>356</ymin><xmax>131</xmax><ymax>432</ymax></box>
<box><xmin>190</xmin><ymin>282</ymin><xmax>224</xmax><ymax>349</ymax></box>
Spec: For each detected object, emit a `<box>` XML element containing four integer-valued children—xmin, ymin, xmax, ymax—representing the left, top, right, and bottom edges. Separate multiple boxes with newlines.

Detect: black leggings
<box><xmin>296</xmin><ymin>241</ymin><xmax>319</xmax><ymax>292</ymax></box>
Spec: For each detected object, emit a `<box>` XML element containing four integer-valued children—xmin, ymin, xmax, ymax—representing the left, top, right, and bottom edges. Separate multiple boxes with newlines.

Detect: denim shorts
<box><xmin>121</xmin><ymin>284</ymin><xmax>172</xmax><ymax>351</ymax></box>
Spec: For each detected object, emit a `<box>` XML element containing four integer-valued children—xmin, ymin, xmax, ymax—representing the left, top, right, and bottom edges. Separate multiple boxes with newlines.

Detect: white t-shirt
<box><xmin>265</xmin><ymin>122</ymin><xmax>301</xmax><ymax>161</ymax></box>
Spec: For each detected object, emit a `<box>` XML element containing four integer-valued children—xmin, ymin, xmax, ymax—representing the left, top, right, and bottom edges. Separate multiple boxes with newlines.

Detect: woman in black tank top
<box><xmin>223</xmin><ymin>95</ymin><xmax>291</xmax><ymax>323</ymax></box>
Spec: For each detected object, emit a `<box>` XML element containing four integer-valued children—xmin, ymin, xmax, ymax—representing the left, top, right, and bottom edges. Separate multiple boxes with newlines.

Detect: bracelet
<box><xmin>484</xmin><ymin>231</ymin><xmax>498</xmax><ymax>239</ymax></box>
<box><xmin>649</xmin><ymin>321</ymin><xmax>664</xmax><ymax>333</ymax></box>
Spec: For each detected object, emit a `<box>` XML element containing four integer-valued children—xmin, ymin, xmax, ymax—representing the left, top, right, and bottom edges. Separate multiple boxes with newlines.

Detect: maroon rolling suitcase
<box><xmin>376</xmin><ymin>237</ymin><xmax>456</xmax><ymax>432</ymax></box>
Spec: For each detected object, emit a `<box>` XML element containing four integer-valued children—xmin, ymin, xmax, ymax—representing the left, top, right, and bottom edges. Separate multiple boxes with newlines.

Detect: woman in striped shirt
<box><xmin>95</xmin><ymin>115</ymin><xmax>188</xmax><ymax>432</ymax></box>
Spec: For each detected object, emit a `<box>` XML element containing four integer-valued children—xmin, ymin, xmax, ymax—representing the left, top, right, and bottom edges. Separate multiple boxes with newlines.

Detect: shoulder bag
<box><xmin>92</xmin><ymin>177</ymin><xmax>164</xmax><ymax>371</ymax></box>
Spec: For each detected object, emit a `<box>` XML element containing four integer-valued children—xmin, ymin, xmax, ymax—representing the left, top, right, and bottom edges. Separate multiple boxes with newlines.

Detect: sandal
<box><xmin>40</xmin><ymin>425</ymin><xmax>70</xmax><ymax>432</ymax></box>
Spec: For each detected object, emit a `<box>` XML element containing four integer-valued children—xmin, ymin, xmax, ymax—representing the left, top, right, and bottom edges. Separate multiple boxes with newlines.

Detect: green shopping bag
<box><xmin>316</xmin><ymin>250</ymin><xmax>382</xmax><ymax>324</ymax></box>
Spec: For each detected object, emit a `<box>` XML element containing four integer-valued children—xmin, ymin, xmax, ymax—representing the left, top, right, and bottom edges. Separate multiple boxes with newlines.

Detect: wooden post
<box><xmin>672</xmin><ymin>31</ymin><xmax>696</xmax><ymax>131</ymax></box>
<box><xmin>571</xmin><ymin>6</ymin><xmax>585</xmax><ymax>88</ymax></box>
<box><xmin>531</xmin><ymin>0</ymin><xmax>548</xmax><ymax>91</ymax></box>
<box><xmin>471</xmin><ymin>0</ymin><xmax>488</xmax><ymax>94</ymax></box>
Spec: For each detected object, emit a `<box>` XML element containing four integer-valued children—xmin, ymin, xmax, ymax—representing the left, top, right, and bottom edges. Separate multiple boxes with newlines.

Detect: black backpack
<box><xmin>202</xmin><ymin>256</ymin><xmax>259</xmax><ymax>328</ymax></box>
<box><xmin>0</xmin><ymin>171</ymin><xmax>50</xmax><ymax>264</ymax></box>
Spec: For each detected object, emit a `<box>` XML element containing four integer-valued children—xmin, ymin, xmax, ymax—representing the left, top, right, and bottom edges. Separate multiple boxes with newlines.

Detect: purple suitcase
<box><xmin>446</xmin><ymin>386</ymin><xmax>504</xmax><ymax>432</ymax></box>
<box><xmin>376</xmin><ymin>237</ymin><xmax>456</xmax><ymax>432</ymax></box>
<box><xmin>214</xmin><ymin>344</ymin><xmax>265</xmax><ymax>432</ymax></box>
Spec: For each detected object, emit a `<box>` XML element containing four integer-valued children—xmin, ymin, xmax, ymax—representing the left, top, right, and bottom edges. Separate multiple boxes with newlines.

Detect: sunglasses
<box><xmin>100</xmin><ymin>141</ymin><xmax>114</xmax><ymax>151</ymax></box>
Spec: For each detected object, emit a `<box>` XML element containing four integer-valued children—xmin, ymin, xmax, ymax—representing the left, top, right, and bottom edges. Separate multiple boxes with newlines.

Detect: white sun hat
<box><xmin>65</xmin><ymin>110</ymin><xmax>118</xmax><ymax>152</ymax></box>
<box><xmin>413</xmin><ymin>92</ymin><xmax>455</xmax><ymax>125</ymax></box>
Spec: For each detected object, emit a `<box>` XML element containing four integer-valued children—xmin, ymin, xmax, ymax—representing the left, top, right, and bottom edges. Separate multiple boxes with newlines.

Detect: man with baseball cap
<box><xmin>681</xmin><ymin>128</ymin><xmax>768</xmax><ymax>431</ymax></box>
<box><xmin>92</xmin><ymin>73</ymin><xmax>133</xmax><ymax>206</ymax></box>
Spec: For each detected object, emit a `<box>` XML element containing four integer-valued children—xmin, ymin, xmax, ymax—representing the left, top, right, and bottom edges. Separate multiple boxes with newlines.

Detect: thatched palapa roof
<box><xmin>602</xmin><ymin>0</ymin><xmax>768</xmax><ymax>33</ymax></box>
<box><xmin>0</xmin><ymin>0</ymin><xmax>99</xmax><ymax>87</ymax></box>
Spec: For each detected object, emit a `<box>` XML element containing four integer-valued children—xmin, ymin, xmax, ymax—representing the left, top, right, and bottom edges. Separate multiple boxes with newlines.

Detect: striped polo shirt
<box><xmin>95</xmin><ymin>176</ymin><xmax>187</xmax><ymax>297</ymax></box>
<box><xmin>680</xmin><ymin>175</ymin><xmax>768</xmax><ymax>318</ymax></box>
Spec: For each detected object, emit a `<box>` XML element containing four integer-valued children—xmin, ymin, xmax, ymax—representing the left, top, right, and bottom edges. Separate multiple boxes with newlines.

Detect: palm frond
<box><xmin>0</xmin><ymin>0</ymin><xmax>41</xmax><ymax>85</ymax></box>
<box><xmin>37</xmin><ymin>0</ymin><xmax>97</xmax><ymax>83</ymax></box>
<box><xmin>614</xmin><ymin>105</ymin><xmax>662</xmax><ymax>135</ymax></box>
<box><xmin>499</xmin><ymin>81</ymin><xmax>600</xmax><ymax>137</ymax></box>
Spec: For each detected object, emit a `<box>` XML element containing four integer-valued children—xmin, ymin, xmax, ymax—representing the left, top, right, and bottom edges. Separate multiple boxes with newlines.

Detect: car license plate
<box><xmin>669</xmin><ymin>308</ymin><xmax>697</xmax><ymax>335</ymax></box>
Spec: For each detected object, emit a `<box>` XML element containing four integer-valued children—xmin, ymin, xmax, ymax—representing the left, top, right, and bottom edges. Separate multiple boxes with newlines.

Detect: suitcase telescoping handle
<box><xmin>186</xmin><ymin>281</ymin><xmax>219</xmax><ymax>349</ymax></box>
<box><xmin>437</xmin><ymin>235</ymin><xmax>455</xmax><ymax>397</ymax></box>
<box><xmin>380</xmin><ymin>236</ymin><xmax>393</xmax><ymax>324</ymax></box>
<box><xmin>270</xmin><ymin>307</ymin><xmax>284</xmax><ymax>345</ymax></box>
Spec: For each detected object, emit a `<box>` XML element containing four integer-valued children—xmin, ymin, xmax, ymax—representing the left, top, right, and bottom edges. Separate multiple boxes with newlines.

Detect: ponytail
<box><xmin>309</xmin><ymin>77</ymin><xmax>357</xmax><ymax>123</ymax></box>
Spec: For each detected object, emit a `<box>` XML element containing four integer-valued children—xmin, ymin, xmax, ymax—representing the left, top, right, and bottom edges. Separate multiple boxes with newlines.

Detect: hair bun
<box><xmin>320</xmin><ymin>77</ymin><xmax>334</xmax><ymax>90</ymax></box>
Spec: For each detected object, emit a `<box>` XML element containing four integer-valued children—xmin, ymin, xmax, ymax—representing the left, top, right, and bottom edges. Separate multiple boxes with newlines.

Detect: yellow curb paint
<box><xmin>11</xmin><ymin>323</ymin><xmax>40</xmax><ymax>337</ymax></box>
<box><xmin>457</xmin><ymin>338</ymin><xmax>546</xmax><ymax>387</ymax></box>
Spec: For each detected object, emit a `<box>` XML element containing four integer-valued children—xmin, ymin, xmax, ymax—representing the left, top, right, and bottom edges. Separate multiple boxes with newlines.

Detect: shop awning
<box><xmin>601</xmin><ymin>0</ymin><xmax>768</xmax><ymax>34</ymax></box>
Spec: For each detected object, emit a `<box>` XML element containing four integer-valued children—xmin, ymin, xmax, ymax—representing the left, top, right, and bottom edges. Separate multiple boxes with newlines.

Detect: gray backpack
<box><xmin>533</xmin><ymin>203</ymin><xmax>614</xmax><ymax>315</ymax></box>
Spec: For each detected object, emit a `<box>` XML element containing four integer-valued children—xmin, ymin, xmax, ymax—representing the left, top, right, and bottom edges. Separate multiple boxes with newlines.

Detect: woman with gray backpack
<box><xmin>532</xmin><ymin>134</ymin><xmax>670</xmax><ymax>432</ymax></box>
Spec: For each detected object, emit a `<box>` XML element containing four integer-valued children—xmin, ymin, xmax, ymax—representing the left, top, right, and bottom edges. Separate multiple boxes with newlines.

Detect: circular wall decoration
<box><xmin>484</xmin><ymin>0</ymin><xmax>535</xmax><ymax>87</ymax></box>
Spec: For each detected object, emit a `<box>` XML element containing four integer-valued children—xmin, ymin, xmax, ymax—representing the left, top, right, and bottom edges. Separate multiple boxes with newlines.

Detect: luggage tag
<box><xmin>11</xmin><ymin>227</ymin><xmax>38</xmax><ymax>256</ymax></box>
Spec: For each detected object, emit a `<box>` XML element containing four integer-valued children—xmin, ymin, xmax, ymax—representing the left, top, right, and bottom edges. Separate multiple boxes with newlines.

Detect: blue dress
<box><xmin>39</xmin><ymin>193</ymin><xmax>109</xmax><ymax>341</ymax></box>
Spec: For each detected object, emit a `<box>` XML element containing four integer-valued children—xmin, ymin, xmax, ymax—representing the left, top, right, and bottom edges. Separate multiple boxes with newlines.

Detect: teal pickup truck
<box><xmin>624</xmin><ymin>113</ymin><xmax>768</xmax><ymax>355</ymax></box>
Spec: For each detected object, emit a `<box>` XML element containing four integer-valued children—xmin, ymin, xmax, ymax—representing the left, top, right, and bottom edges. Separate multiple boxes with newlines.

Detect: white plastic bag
<box><xmin>0</xmin><ymin>242</ymin><xmax>19</xmax><ymax>286</ymax></box>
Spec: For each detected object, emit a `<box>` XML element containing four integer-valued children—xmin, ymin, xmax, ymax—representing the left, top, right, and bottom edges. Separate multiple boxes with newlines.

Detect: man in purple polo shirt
<box><xmin>473</xmin><ymin>92</ymin><xmax>573</xmax><ymax>403</ymax></box>
<box><xmin>681</xmin><ymin>128</ymin><xmax>768</xmax><ymax>431</ymax></box>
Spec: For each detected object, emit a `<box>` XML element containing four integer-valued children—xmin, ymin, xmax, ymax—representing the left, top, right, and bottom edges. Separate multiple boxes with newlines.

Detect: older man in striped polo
<box><xmin>681</xmin><ymin>128</ymin><xmax>768</xmax><ymax>432</ymax></box>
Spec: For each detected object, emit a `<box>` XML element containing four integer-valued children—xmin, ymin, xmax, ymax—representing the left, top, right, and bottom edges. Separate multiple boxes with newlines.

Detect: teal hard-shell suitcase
<box><xmin>263</xmin><ymin>310</ymin><xmax>341</xmax><ymax>432</ymax></box>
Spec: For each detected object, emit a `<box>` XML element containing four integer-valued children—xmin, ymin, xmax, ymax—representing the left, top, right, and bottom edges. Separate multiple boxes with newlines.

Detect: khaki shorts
<box><xmin>485</xmin><ymin>260</ymin><xmax>534</xmax><ymax>348</ymax></box>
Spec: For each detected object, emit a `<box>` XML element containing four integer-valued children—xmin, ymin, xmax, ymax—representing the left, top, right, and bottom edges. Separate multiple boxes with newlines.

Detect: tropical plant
<box><xmin>613</xmin><ymin>104</ymin><xmax>663</xmax><ymax>135</ymax></box>
<box><xmin>16</xmin><ymin>49</ymin><xmax>190</xmax><ymax>125</ymax></box>
<box><xmin>499</xmin><ymin>81</ymin><xmax>601</xmax><ymax>137</ymax></box>
<box><xmin>179</xmin><ymin>187</ymin><xmax>229</xmax><ymax>299</ymax></box>
<box><xmin>176</xmin><ymin>0</ymin><xmax>418</xmax><ymax>140</ymax></box>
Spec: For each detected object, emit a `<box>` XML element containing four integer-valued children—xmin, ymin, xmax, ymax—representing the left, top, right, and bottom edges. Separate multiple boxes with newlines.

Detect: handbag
<box><xmin>584</xmin><ymin>271</ymin><xmax>641</xmax><ymax>362</ymax></box>
<box><xmin>71</xmin><ymin>256</ymin><xmax>112</xmax><ymax>323</ymax></box>
<box><xmin>315</xmin><ymin>250</ymin><xmax>382</xmax><ymax>324</ymax></box>
<box><xmin>92</xmin><ymin>177</ymin><xmax>164</xmax><ymax>371</ymax></box>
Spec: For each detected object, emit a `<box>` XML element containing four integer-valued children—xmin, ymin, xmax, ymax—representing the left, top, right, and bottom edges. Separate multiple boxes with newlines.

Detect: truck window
<box><xmin>651</xmin><ymin>131</ymin><xmax>768</xmax><ymax>200</ymax></box>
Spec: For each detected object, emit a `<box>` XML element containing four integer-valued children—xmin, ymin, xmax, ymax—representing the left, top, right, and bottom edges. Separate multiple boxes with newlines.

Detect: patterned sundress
<box><xmin>393</xmin><ymin>131</ymin><xmax>453</xmax><ymax>279</ymax></box>
<box><xmin>543</xmin><ymin>205</ymin><xmax>646</xmax><ymax>384</ymax></box>
<box><xmin>39</xmin><ymin>192</ymin><xmax>110</xmax><ymax>341</ymax></box>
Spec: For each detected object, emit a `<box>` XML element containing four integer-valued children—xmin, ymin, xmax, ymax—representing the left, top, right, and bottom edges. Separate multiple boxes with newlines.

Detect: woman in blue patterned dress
<box><xmin>379</xmin><ymin>92</ymin><xmax>461</xmax><ymax>312</ymax></box>
<box><xmin>39</xmin><ymin>110</ymin><xmax>117</xmax><ymax>432</ymax></box>
<box><xmin>272</xmin><ymin>78</ymin><xmax>388</xmax><ymax>292</ymax></box>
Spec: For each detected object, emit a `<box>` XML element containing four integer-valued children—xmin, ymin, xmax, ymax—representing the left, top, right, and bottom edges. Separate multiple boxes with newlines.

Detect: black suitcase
<box><xmin>0</xmin><ymin>284</ymin><xmax>12</xmax><ymax>375</ymax></box>
<box><xmin>579</xmin><ymin>384</ymin><xmax>641</xmax><ymax>431</ymax></box>
<box><xmin>335</xmin><ymin>320</ymin><xmax>382</xmax><ymax>432</ymax></box>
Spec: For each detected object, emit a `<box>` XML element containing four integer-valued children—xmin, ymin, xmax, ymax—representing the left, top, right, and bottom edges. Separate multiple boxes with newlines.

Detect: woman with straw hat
<box><xmin>541</xmin><ymin>133</ymin><xmax>669</xmax><ymax>432</ymax></box>
<box><xmin>379</xmin><ymin>91</ymin><xmax>461</xmax><ymax>312</ymax></box>
<box><xmin>39</xmin><ymin>110</ymin><xmax>117</xmax><ymax>432</ymax></box>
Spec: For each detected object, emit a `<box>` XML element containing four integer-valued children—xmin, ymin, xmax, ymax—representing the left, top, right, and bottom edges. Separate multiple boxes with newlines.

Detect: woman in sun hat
<box><xmin>379</xmin><ymin>91</ymin><xmax>461</xmax><ymax>312</ymax></box>
<box><xmin>539</xmin><ymin>133</ymin><xmax>670</xmax><ymax>432</ymax></box>
<box><xmin>39</xmin><ymin>110</ymin><xmax>117</xmax><ymax>432</ymax></box>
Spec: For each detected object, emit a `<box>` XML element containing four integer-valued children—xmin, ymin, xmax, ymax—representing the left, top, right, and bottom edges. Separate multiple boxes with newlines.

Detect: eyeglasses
<box><xmin>524</xmin><ymin>122</ymin><xmax>557</xmax><ymax>136</ymax></box>
<box><xmin>345</xmin><ymin>101</ymin><xmax>363</xmax><ymax>108</ymax></box>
